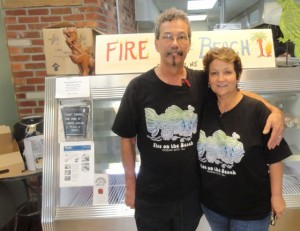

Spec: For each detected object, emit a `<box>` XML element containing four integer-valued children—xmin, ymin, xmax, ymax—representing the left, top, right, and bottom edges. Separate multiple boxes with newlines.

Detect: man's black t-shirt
<box><xmin>112</xmin><ymin>68</ymin><xmax>208</xmax><ymax>202</ymax></box>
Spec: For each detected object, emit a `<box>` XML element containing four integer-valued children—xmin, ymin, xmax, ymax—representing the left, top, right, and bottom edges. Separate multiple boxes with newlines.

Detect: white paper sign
<box><xmin>23</xmin><ymin>135</ymin><xmax>44</xmax><ymax>171</ymax></box>
<box><xmin>93</xmin><ymin>173</ymin><xmax>109</xmax><ymax>205</ymax></box>
<box><xmin>55</xmin><ymin>77</ymin><xmax>90</xmax><ymax>98</ymax></box>
<box><xmin>95</xmin><ymin>29</ymin><xmax>276</xmax><ymax>74</ymax></box>
<box><xmin>60</xmin><ymin>141</ymin><xmax>94</xmax><ymax>187</ymax></box>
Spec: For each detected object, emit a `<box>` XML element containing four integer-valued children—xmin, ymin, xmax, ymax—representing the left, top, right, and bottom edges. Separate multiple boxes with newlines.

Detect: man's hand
<box><xmin>121</xmin><ymin>137</ymin><xmax>137</xmax><ymax>209</ymax></box>
<box><xmin>264</xmin><ymin>109</ymin><xmax>284</xmax><ymax>149</ymax></box>
<box><xmin>125</xmin><ymin>181</ymin><xmax>136</xmax><ymax>209</ymax></box>
<box><xmin>241</xmin><ymin>90</ymin><xmax>285</xmax><ymax>149</ymax></box>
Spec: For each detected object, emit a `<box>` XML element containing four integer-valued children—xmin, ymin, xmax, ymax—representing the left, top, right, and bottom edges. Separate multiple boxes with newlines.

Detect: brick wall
<box><xmin>2</xmin><ymin>0</ymin><xmax>137</xmax><ymax>118</ymax></box>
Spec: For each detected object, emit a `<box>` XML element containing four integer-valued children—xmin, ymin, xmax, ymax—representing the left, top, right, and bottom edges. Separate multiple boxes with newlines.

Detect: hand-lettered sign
<box><xmin>95</xmin><ymin>29</ymin><xmax>275</xmax><ymax>74</ymax></box>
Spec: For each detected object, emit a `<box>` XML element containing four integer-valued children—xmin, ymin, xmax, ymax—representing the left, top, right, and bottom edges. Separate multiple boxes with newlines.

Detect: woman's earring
<box><xmin>208</xmin><ymin>83</ymin><xmax>211</xmax><ymax>88</ymax></box>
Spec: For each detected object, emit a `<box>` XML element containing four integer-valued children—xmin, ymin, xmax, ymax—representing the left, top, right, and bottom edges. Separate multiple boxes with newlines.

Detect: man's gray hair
<box><xmin>154</xmin><ymin>7</ymin><xmax>191</xmax><ymax>40</ymax></box>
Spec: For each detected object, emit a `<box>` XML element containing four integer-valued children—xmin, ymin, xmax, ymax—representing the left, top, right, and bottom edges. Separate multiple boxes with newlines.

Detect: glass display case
<box><xmin>239</xmin><ymin>67</ymin><xmax>300</xmax><ymax>209</ymax></box>
<box><xmin>42</xmin><ymin>74</ymin><xmax>140</xmax><ymax>231</ymax></box>
<box><xmin>42</xmin><ymin>67</ymin><xmax>300</xmax><ymax>231</ymax></box>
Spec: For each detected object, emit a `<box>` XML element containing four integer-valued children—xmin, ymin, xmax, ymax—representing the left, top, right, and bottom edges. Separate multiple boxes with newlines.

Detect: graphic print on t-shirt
<box><xmin>145</xmin><ymin>105</ymin><xmax>197</xmax><ymax>151</ymax></box>
<box><xmin>197</xmin><ymin>130</ymin><xmax>245</xmax><ymax>176</ymax></box>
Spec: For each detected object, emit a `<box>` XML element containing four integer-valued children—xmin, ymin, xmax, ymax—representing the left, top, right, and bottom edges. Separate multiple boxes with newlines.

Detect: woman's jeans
<box><xmin>202</xmin><ymin>205</ymin><xmax>271</xmax><ymax>231</ymax></box>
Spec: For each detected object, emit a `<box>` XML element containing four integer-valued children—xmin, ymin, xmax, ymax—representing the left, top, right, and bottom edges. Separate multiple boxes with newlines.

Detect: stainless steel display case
<box><xmin>42</xmin><ymin>74</ymin><xmax>139</xmax><ymax>231</ymax></box>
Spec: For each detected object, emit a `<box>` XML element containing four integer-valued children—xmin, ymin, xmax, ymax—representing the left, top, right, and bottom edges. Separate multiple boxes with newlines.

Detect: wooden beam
<box><xmin>1</xmin><ymin>0</ymin><xmax>81</xmax><ymax>8</ymax></box>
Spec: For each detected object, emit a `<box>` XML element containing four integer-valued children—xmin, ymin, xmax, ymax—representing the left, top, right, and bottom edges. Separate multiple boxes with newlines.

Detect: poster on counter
<box><xmin>95</xmin><ymin>29</ymin><xmax>276</xmax><ymax>74</ymax></box>
<box><xmin>60</xmin><ymin>141</ymin><xmax>94</xmax><ymax>187</ymax></box>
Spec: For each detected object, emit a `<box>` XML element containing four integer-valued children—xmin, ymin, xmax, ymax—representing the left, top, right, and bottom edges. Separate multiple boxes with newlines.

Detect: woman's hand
<box><xmin>271</xmin><ymin>195</ymin><xmax>286</xmax><ymax>219</ymax></box>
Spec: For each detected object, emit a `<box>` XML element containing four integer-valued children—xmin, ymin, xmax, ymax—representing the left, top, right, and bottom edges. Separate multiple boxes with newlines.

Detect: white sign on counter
<box><xmin>95</xmin><ymin>29</ymin><xmax>276</xmax><ymax>74</ymax></box>
<box><xmin>55</xmin><ymin>77</ymin><xmax>90</xmax><ymax>99</ymax></box>
<box><xmin>93</xmin><ymin>173</ymin><xmax>109</xmax><ymax>205</ymax></box>
<box><xmin>59</xmin><ymin>141</ymin><xmax>94</xmax><ymax>187</ymax></box>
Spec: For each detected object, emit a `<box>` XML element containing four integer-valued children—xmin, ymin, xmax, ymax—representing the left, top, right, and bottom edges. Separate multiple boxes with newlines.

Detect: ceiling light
<box><xmin>187</xmin><ymin>0</ymin><xmax>217</xmax><ymax>10</ymax></box>
<box><xmin>187</xmin><ymin>15</ymin><xmax>207</xmax><ymax>21</ymax></box>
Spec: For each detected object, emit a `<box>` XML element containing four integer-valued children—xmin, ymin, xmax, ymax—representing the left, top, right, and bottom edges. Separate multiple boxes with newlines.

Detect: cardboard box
<box><xmin>0</xmin><ymin>125</ymin><xmax>25</xmax><ymax>178</ymax></box>
<box><xmin>0</xmin><ymin>125</ymin><xmax>13</xmax><ymax>153</ymax></box>
<box><xmin>43</xmin><ymin>22</ymin><xmax>103</xmax><ymax>76</ymax></box>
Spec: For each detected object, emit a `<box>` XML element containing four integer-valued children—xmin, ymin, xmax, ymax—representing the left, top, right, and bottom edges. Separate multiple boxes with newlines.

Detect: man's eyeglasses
<box><xmin>269</xmin><ymin>213</ymin><xmax>276</xmax><ymax>226</ymax></box>
<box><xmin>160</xmin><ymin>34</ymin><xmax>189</xmax><ymax>45</ymax></box>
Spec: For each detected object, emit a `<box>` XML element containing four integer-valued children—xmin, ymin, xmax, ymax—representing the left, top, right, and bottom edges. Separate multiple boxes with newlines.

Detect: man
<box><xmin>112</xmin><ymin>8</ymin><xmax>284</xmax><ymax>231</ymax></box>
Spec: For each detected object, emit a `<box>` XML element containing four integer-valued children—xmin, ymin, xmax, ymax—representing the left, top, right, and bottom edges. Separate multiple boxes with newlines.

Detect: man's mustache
<box><xmin>166</xmin><ymin>50</ymin><xmax>184</xmax><ymax>57</ymax></box>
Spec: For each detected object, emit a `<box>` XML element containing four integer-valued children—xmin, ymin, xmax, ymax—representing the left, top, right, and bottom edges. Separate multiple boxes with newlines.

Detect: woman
<box><xmin>198</xmin><ymin>47</ymin><xmax>292</xmax><ymax>231</ymax></box>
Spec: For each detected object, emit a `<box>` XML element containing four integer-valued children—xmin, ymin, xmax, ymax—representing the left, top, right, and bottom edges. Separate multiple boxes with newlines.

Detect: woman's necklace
<box><xmin>219</xmin><ymin>108</ymin><xmax>228</xmax><ymax>117</ymax></box>
<box><xmin>218</xmin><ymin>93</ymin><xmax>242</xmax><ymax>117</ymax></box>
<box><xmin>218</xmin><ymin>100</ymin><xmax>229</xmax><ymax>117</ymax></box>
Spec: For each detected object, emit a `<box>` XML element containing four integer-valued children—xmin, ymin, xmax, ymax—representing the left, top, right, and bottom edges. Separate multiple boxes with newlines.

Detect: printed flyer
<box><xmin>60</xmin><ymin>141</ymin><xmax>94</xmax><ymax>187</ymax></box>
